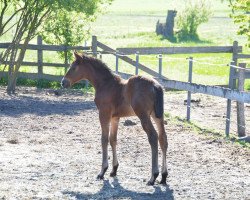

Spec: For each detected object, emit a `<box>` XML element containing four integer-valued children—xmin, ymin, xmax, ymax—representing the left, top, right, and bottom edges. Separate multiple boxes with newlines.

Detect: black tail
<box><xmin>154</xmin><ymin>85</ymin><xmax>164</xmax><ymax>118</ymax></box>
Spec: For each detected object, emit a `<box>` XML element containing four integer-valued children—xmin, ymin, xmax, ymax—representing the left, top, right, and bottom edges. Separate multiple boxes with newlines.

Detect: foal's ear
<box><xmin>73</xmin><ymin>51</ymin><xmax>82</xmax><ymax>61</ymax></box>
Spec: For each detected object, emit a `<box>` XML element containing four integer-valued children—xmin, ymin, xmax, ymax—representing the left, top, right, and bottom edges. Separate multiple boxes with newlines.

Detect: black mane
<box><xmin>82</xmin><ymin>54</ymin><xmax>114</xmax><ymax>78</ymax></box>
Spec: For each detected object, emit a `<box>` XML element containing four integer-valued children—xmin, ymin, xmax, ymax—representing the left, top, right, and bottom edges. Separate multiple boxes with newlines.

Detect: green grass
<box><xmin>0</xmin><ymin>0</ymin><xmax>249</xmax><ymax>88</ymax></box>
<box><xmin>165</xmin><ymin>113</ymin><xmax>250</xmax><ymax>149</ymax></box>
<box><xmin>91</xmin><ymin>0</ymin><xmax>249</xmax><ymax>88</ymax></box>
<box><xmin>0</xmin><ymin>77</ymin><xmax>89</xmax><ymax>90</ymax></box>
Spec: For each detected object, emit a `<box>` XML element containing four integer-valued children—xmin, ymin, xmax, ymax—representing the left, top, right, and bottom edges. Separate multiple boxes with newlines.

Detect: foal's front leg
<box><xmin>110</xmin><ymin>117</ymin><xmax>120</xmax><ymax>177</ymax></box>
<box><xmin>97</xmin><ymin>111</ymin><xmax>111</xmax><ymax>180</ymax></box>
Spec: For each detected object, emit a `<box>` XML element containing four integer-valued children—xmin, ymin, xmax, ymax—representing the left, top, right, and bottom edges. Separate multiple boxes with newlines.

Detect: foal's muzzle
<box><xmin>61</xmin><ymin>78</ymin><xmax>70</xmax><ymax>88</ymax></box>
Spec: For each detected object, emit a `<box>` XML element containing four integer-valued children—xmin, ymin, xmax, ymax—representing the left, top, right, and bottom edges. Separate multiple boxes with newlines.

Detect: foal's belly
<box><xmin>112</xmin><ymin>104</ymin><xmax>135</xmax><ymax>118</ymax></box>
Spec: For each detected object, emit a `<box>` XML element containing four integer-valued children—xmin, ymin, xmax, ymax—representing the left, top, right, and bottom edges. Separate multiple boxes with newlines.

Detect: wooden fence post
<box><xmin>158</xmin><ymin>54</ymin><xmax>162</xmax><ymax>78</ymax></box>
<box><xmin>237</xmin><ymin>63</ymin><xmax>246</xmax><ymax>137</ymax></box>
<box><xmin>92</xmin><ymin>35</ymin><xmax>97</xmax><ymax>58</ymax></box>
<box><xmin>37</xmin><ymin>35</ymin><xmax>43</xmax><ymax>79</ymax></box>
<box><xmin>135</xmin><ymin>51</ymin><xmax>139</xmax><ymax>75</ymax></box>
<box><xmin>64</xmin><ymin>50</ymin><xmax>68</xmax><ymax>74</ymax></box>
<box><xmin>232</xmin><ymin>41</ymin><xmax>238</xmax><ymax>63</ymax></box>
<box><xmin>186</xmin><ymin>57</ymin><xmax>193</xmax><ymax>121</ymax></box>
<box><xmin>115</xmin><ymin>51</ymin><xmax>119</xmax><ymax>73</ymax></box>
<box><xmin>225</xmin><ymin>62</ymin><xmax>235</xmax><ymax>137</ymax></box>
<box><xmin>232</xmin><ymin>41</ymin><xmax>238</xmax><ymax>89</ymax></box>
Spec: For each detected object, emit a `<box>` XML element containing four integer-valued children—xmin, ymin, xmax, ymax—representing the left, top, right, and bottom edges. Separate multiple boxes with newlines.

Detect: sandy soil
<box><xmin>0</xmin><ymin>87</ymin><xmax>249</xmax><ymax>200</ymax></box>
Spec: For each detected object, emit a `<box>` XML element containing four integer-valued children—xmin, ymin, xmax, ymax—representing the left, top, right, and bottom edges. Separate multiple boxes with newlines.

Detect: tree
<box><xmin>41</xmin><ymin>11</ymin><xmax>93</xmax><ymax>62</ymax></box>
<box><xmin>230</xmin><ymin>0</ymin><xmax>250</xmax><ymax>47</ymax></box>
<box><xmin>0</xmin><ymin>0</ymin><xmax>112</xmax><ymax>94</ymax></box>
<box><xmin>176</xmin><ymin>0</ymin><xmax>212</xmax><ymax>41</ymax></box>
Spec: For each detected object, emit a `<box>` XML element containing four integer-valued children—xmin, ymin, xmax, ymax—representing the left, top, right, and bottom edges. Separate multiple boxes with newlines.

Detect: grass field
<box><xmin>0</xmin><ymin>0</ymin><xmax>249</xmax><ymax>88</ymax></box>
<box><xmin>91</xmin><ymin>0</ymin><xmax>249</xmax><ymax>88</ymax></box>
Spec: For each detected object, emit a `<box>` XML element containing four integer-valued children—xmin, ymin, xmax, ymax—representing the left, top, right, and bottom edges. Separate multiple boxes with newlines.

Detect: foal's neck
<box><xmin>85</xmin><ymin>60</ymin><xmax>120</xmax><ymax>92</ymax></box>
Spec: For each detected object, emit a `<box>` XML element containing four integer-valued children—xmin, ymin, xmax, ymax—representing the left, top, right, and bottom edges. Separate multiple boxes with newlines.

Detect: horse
<box><xmin>61</xmin><ymin>52</ymin><xmax>168</xmax><ymax>185</ymax></box>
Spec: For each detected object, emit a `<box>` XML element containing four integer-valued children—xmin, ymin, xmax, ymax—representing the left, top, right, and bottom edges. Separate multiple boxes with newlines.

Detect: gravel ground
<box><xmin>0</xmin><ymin>87</ymin><xmax>249</xmax><ymax>200</ymax></box>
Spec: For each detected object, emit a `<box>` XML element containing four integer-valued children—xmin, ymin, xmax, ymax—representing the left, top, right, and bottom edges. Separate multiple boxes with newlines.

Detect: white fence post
<box><xmin>187</xmin><ymin>57</ymin><xmax>193</xmax><ymax>121</ymax></box>
<box><xmin>116</xmin><ymin>51</ymin><xmax>119</xmax><ymax>73</ymax></box>
<box><xmin>135</xmin><ymin>51</ymin><xmax>139</xmax><ymax>75</ymax></box>
<box><xmin>225</xmin><ymin>62</ymin><xmax>235</xmax><ymax>137</ymax></box>
<box><xmin>237</xmin><ymin>63</ymin><xmax>246</xmax><ymax>137</ymax></box>
<box><xmin>158</xmin><ymin>54</ymin><xmax>162</xmax><ymax>78</ymax></box>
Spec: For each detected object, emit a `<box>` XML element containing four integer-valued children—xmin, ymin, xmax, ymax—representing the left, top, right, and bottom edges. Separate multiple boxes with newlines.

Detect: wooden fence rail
<box><xmin>0</xmin><ymin>42</ymin><xmax>91</xmax><ymax>51</ymax></box>
<box><xmin>157</xmin><ymin>79</ymin><xmax>250</xmax><ymax>103</ymax></box>
<box><xmin>96</xmin><ymin>40</ymin><xmax>165</xmax><ymax>78</ymax></box>
<box><xmin>117</xmin><ymin>46</ymin><xmax>243</xmax><ymax>55</ymax></box>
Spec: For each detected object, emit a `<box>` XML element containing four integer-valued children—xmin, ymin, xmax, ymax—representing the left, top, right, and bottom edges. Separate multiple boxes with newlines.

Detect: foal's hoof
<box><xmin>146</xmin><ymin>172</ymin><xmax>159</xmax><ymax>186</ymax></box>
<box><xmin>96</xmin><ymin>174</ymin><xmax>104</xmax><ymax>180</ymax></box>
<box><xmin>110</xmin><ymin>171</ymin><xmax>116</xmax><ymax>177</ymax></box>
<box><xmin>97</xmin><ymin>167</ymin><xmax>108</xmax><ymax>180</ymax></box>
<box><xmin>160</xmin><ymin>172</ymin><xmax>168</xmax><ymax>185</ymax></box>
<box><xmin>110</xmin><ymin>164</ymin><xmax>119</xmax><ymax>177</ymax></box>
<box><xmin>146</xmin><ymin>180</ymin><xmax>155</xmax><ymax>186</ymax></box>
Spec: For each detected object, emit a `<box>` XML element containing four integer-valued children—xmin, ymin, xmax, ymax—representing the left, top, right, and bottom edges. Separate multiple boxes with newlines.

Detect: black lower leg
<box><xmin>97</xmin><ymin>166</ymin><xmax>108</xmax><ymax>180</ymax></box>
<box><xmin>147</xmin><ymin>172</ymin><xmax>159</xmax><ymax>186</ymax></box>
<box><xmin>110</xmin><ymin>164</ymin><xmax>119</xmax><ymax>177</ymax></box>
<box><xmin>160</xmin><ymin>172</ymin><xmax>168</xmax><ymax>184</ymax></box>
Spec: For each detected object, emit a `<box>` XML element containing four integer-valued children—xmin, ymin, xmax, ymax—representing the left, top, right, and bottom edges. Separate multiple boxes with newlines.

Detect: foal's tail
<box><xmin>154</xmin><ymin>84</ymin><xmax>164</xmax><ymax>118</ymax></box>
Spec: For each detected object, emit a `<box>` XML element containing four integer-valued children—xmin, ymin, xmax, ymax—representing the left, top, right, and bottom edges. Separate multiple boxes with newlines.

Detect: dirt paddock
<box><xmin>0</xmin><ymin>87</ymin><xmax>249</xmax><ymax>199</ymax></box>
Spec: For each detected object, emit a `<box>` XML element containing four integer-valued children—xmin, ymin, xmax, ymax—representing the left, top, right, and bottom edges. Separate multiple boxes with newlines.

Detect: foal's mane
<box><xmin>81</xmin><ymin>54</ymin><xmax>114</xmax><ymax>78</ymax></box>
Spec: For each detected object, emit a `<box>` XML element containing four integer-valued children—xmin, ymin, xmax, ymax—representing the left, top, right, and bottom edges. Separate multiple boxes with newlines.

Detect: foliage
<box><xmin>41</xmin><ymin>12</ymin><xmax>92</xmax><ymax>61</ymax></box>
<box><xmin>41</xmin><ymin>1</ymin><xmax>111</xmax><ymax>61</ymax></box>
<box><xmin>176</xmin><ymin>0</ymin><xmax>212</xmax><ymax>41</ymax></box>
<box><xmin>0</xmin><ymin>77</ymin><xmax>88</xmax><ymax>89</ymax></box>
<box><xmin>230</xmin><ymin>0</ymin><xmax>250</xmax><ymax>47</ymax></box>
<box><xmin>0</xmin><ymin>0</ymin><xmax>112</xmax><ymax>94</ymax></box>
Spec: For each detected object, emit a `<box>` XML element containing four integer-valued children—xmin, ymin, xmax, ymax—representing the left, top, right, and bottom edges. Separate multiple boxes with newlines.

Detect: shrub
<box><xmin>177</xmin><ymin>0</ymin><xmax>212</xmax><ymax>41</ymax></box>
<box><xmin>230</xmin><ymin>0</ymin><xmax>250</xmax><ymax>47</ymax></box>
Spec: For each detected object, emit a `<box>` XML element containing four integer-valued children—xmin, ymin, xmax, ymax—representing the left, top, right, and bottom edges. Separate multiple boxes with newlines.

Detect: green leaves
<box><xmin>176</xmin><ymin>0</ymin><xmax>212</xmax><ymax>41</ymax></box>
<box><xmin>230</xmin><ymin>0</ymin><xmax>250</xmax><ymax>47</ymax></box>
<box><xmin>40</xmin><ymin>0</ymin><xmax>112</xmax><ymax>61</ymax></box>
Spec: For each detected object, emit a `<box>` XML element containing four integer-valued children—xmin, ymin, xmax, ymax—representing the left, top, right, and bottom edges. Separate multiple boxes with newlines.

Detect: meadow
<box><xmin>0</xmin><ymin>0</ymin><xmax>249</xmax><ymax>88</ymax></box>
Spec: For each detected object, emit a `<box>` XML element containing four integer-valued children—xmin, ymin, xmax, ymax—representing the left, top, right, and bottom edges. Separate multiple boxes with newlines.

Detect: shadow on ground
<box><xmin>63</xmin><ymin>178</ymin><xmax>174</xmax><ymax>200</ymax></box>
<box><xmin>0</xmin><ymin>95</ymin><xmax>96</xmax><ymax>117</ymax></box>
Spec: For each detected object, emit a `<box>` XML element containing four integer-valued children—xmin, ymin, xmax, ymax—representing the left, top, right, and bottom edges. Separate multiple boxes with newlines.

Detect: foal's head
<box><xmin>61</xmin><ymin>52</ymin><xmax>88</xmax><ymax>88</ymax></box>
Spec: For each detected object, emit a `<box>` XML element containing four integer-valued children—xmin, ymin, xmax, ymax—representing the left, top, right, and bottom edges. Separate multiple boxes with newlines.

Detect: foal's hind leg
<box><xmin>110</xmin><ymin>117</ymin><xmax>120</xmax><ymax>177</ymax></box>
<box><xmin>134</xmin><ymin>111</ymin><xmax>159</xmax><ymax>185</ymax></box>
<box><xmin>153</xmin><ymin>116</ymin><xmax>168</xmax><ymax>184</ymax></box>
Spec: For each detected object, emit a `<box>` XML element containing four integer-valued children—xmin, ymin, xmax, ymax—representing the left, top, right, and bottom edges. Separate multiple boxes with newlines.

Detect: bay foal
<box><xmin>61</xmin><ymin>52</ymin><xmax>168</xmax><ymax>185</ymax></box>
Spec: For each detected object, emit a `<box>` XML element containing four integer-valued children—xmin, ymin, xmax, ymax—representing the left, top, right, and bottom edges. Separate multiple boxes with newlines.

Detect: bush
<box><xmin>0</xmin><ymin>77</ymin><xmax>86</xmax><ymax>89</ymax></box>
<box><xmin>177</xmin><ymin>0</ymin><xmax>212</xmax><ymax>41</ymax></box>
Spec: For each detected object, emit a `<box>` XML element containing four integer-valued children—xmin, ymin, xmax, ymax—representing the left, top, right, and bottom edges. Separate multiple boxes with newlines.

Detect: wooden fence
<box><xmin>92</xmin><ymin>36</ymin><xmax>250</xmax><ymax>138</ymax></box>
<box><xmin>0</xmin><ymin>36</ymin><xmax>91</xmax><ymax>81</ymax></box>
<box><xmin>0</xmin><ymin>35</ymin><xmax>250</xmax><ymax>139</ymax></box>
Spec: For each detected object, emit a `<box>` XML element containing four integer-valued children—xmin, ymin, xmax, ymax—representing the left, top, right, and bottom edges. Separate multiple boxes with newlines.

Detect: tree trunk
<box><xmin>163</xmin><ymin>10</ymin><xmax>177</xmax><ymax>38</ymax></box>
<box><xmin>7</xmin><ymin>39</ymin><xmax>29</xmax><ymax>94</ymax></box>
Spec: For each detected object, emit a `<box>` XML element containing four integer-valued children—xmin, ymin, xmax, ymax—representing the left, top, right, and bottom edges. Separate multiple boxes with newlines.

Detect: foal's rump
<box><xmin>126</xmin><ymin>76</ymin><xmax>164</xmax><ymax>118</ymax></box>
